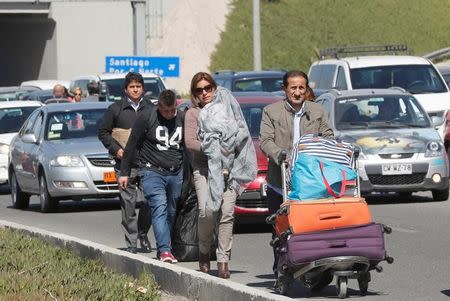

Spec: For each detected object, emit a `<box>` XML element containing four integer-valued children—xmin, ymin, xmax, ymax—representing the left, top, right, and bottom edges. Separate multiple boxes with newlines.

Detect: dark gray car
<box><xmin>8</xmin><ymin>102</ymin><xmax>118</xmax><ymax>213</ymax></box>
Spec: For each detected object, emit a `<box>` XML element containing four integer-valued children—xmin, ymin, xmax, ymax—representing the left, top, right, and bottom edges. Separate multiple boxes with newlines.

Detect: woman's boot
<box><xmin>199</xmin><ymin>252</ymin><xmax>210</xmax><ymax>273</ymax></box>
<box><xmin>217</xmin><ymin>262</ymin><xmax>230</xmax><ymax>279</ymax></box>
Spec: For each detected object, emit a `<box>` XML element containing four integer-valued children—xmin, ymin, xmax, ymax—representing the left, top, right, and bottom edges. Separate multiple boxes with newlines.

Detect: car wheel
<box><xmin>10</xmin><ymin>169</ymin><xmax>30</xmax><ymax>209</ymax></box>
<box><xmin>39</xmin><ymin>173</ymin><xmax>58</xmax><ymax>213</ymax></box>
<box><xmin>432</xmin><ymin>189</ymin><xmax>449</xmax><ymax>202</ymax></box>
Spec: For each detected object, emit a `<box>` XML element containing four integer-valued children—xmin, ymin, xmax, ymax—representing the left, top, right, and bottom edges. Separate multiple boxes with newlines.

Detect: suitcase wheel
<box><xmin>385</xmin><ymin>256</ymin><xmax>394</xmax><ymax>264</ymax></box>
<box><xmin>277</xmin><ymin>206</ymin><xmax>288</xmax><ymax>215</ymax></box>
<box><xmin>280</xmin><ymin>229</ymin><xmax>292</xmax><ymax>240</ymax></box>
<box><xmin>382</xmin><ymin>224</ymin><xmax>392</xmax><ymax>234</ymax></box>
<box><xmin>357</xmin><ymin>272</ymin><xmax>370</xmax><ymax>296</ymax></box>
<box><xmin>265</xmin><ymin>214</ymin><xmax>277</xmax><ymax>225</ymax></box>
<box><xmin>270</xmin><ymin>236</ymin><xmax>280</xmax><ymax>247</ymax></box>
<box><xmin>336</xmin><ymin>276</ymin><xmax>348</xmax><ymax>299</ymax></box>
<box><xmin>275</xmin><ymin>274</ymin><xmax>292</xmax><ymax>296</ymax></box>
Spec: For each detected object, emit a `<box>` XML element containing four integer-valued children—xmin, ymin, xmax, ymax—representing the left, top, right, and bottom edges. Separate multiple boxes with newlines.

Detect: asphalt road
<box><xmin>1</xmin><ymin>185</ymin><xmax>449</xmax><ymax>301</ymax></box>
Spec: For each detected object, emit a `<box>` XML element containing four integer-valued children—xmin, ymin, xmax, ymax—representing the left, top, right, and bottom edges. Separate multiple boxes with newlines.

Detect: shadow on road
<box><xmin>234</xmin><ymin>222</ymin><xmax>272</xmax><ymax>234</ymax></box>
<box><xmin>13</xmin><ymin>198</ymin><xmax>121</xmax><ymax>214</ymax></box>
<box><xmin>365</xmin><ymin>192</ymin><xmax>436</xmax><ymax>205</ymax></box>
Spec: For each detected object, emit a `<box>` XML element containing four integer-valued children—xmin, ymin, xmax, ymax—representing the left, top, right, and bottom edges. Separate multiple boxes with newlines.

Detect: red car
<box><xmin>233</xmin><ymin>92</ymin><xmax>282</xmax><ymax>222</ymax></box>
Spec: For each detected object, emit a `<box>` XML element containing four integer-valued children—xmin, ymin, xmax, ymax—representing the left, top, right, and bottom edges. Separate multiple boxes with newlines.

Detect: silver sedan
<box><xmin>8</xmin><ymin>102</ymin><xmax>118</xmax><ymax>212</ymax></box>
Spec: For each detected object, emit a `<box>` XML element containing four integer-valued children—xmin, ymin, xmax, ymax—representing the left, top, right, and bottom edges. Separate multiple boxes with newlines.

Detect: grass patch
<box><xmin>211</xmin><ymin>0</ymin><xmax>450</xmax><ymax>72</ymax></box>
<box><xmin>0</xmin><ymin>228</ymin><xmax>160</xmax><ymax>300</ymax></box>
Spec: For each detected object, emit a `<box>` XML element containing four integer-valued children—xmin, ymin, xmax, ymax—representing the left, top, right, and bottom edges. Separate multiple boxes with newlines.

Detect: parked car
<box><xmin>19</xmin><ymin>80</ymin><xmax>70</xmax><ymax>92</ymax></box>
<box><xmin>436</xmin><ymin>64</ymin><xmax>450</xmax><ymax>87</ymax></box>
<box><xmin>213</xmin><ymin>70</ymin><xmax>286</xmax><ymax>92</ymax></box>
<box><xmin>0</xmin><ymin>86</ymin><xmax>20</xmax><ymax>101</ymax></box>
<box><xmin>308</xmin><ymin>45</ymin><xmax>450</xmax><ymax>138</ymax></box>
<box><xmin>0</xmin><ymin>101</ymin><xmax>43</xmax><ymax>184</ymax></box>
<box><xmin>233</xmin><ymin>92</ymin><xmax>281</xmax><ymax>221</ymax></box>
<box><xmin>315</xmin><ymin>88</ymin><xmax>449</xmax><ymax>201</ymax></box>
<box><xmin>69</xmin><ymin>72</ymin><xmax>167</xmax><ymax>102</ymax></box>
<box><xmin>8</xmin><ymin>102</ymin><xmax>118</xmax><ymax>213</ymax></box>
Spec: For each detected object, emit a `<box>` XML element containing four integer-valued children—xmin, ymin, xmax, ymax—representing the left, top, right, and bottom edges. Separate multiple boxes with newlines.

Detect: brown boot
<box><xmin>217</xmin><ymin>262</ymin><xmax>230</xmax><ymax>279</ymax></box>
<box><xmin>199</xmin><ymin>252</ymin><xmax>210</xmax><ymax>273</ymax></box>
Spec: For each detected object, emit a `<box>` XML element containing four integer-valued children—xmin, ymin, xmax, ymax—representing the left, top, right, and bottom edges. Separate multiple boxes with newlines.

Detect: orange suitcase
<box><xmin>273</xmin><ymin>197</ymin><xmax>372</xmax><ymax>237</ymax></box>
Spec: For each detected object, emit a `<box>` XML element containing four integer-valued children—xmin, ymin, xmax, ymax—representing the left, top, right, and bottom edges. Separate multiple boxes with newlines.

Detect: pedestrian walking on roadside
<box><xmin>98</xmin><ymin>71</ymin><xmax>152</xmax><ymax>254</ymax></box>
<box><xmin>259</xmin><ymin>70</ymin><xmax>334</xmax><ymax>280</ymax></box>
<box><xmin>185</xmin><ymin>72</ymin><xmax>257</xmax><ymax>278</ymax></box>
<box><xmin>119</xmin><ymin>89</ymin><xmax>184</xmax><ymax>263</ymax></box>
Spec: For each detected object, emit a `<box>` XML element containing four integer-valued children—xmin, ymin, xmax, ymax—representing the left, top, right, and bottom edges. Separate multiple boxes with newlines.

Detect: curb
<box><xmin>0</xmin><ymin>220</ymin><xmax>291</xmax><ymax>301</ymax></box>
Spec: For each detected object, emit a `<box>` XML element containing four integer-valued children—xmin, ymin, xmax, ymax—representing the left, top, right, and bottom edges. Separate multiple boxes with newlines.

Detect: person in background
<box><xmin>71</xmin><ymin>87</ymin><xmax>83</xmax><ymax>102</ymax></box>
<box><xmin>259</xmin><ymin>70</ymin><xmax>334</xmax><ymax>281</ymax></box>
<box><xmin>82</xmin><ymin>81</ymin><xmax>100</xmax><ymax>102</ymax></box>
<box><xmin>52</xmin><ymin>84</ymin><xmax>66</xmax><ymax>99</ymax></box>
<box><xmin>119</xmin><ymin>89</ymin><xmax>184</xmax><ymax>263</ymax></box>
<box><xmin>185</xmin><ymin>72</ymin><xmax>256</xmax><ymax>278</ymax></box>
<box><xmin>98</xmin><ymin>72</ymin><xmax>152</xmax><ymax>254</ymax></box>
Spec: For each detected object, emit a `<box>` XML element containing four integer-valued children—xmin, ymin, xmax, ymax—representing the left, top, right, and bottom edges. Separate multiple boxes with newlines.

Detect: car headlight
<box><xmin>425</xmin><ymin>140</ymin><xmax>444</xmax><ymax>157</ymax></box>
<box><xmin>0</xmin><ymin>143</ymin><xmax>9</xmax><ymax>155</ymax></box>
<box><xmin>50</xmin><ymin>156</ymin><xmax>84</xmax><ymax>167</ymax></box>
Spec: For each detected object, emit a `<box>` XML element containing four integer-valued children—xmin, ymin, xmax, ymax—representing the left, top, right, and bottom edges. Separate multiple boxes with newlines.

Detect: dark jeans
<box><xmin>140</xmin><ymin>168</ymin><xmax>183</xmax><ymax>254</ymax></box>
<box><xmin>267</xmin><ymin>186</ymin><xmax>283</xmax><ymax>276</ymax></box>
<box><xmin>116</xmin><ymin>168</ymin><xmax>151</xmax><ymax>248</ymax></box>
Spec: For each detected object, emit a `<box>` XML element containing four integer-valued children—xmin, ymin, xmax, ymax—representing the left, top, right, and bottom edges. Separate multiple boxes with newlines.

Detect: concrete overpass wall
<box><xmin>49</xmin><ymin>1</ymin><xmax>133</xmax><ymax>81</ymax></box>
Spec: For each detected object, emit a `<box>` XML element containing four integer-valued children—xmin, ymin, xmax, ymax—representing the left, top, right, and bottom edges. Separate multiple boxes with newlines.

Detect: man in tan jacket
<box><xmin>260</xmin><ymin>70</ymin><xmax>334</xmax><ymax>279</ymax></box>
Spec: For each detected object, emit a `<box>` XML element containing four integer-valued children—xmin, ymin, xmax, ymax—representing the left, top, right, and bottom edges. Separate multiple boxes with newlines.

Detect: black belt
<box><xmin>143</xmin><ymin>162</ymin><xmax>180</xmax><ymax>173</ymax></box>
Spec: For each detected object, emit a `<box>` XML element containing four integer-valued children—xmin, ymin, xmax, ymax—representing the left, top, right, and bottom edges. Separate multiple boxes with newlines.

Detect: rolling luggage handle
<box><xmin>319</xmin><ymin>161</ymin><xmax>347</xmax><ymax>198</ymax></box>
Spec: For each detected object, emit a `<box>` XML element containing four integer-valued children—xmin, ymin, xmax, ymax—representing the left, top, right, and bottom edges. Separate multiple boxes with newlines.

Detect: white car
<box><xmin>308</xmin><ymin>45</ymin><xmax>450</xmax><ymax>138</ymax></box>
<box><xmin>19</xmin><ymin>80</ymin><xmax>70</xmax><ymax>92</ymax></box>
<box><xmin>0</xmin><ymin>101</ymin><xmax>43</xmax><ymax>184</ymax></box>
<box><xmin>70</xmin><ymin>72</ymin><xmax>168</xmax><ymax>101</ymax></box>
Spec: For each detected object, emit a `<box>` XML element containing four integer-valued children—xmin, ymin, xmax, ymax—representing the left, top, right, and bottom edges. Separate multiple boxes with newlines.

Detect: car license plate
<box><xmin>381</xmin><ymin>163</ymin><xmax>412</xmax><ymax>175</ymax></box>
<box><xmin>260</xmin><ymin>183</ymin><xmax>267</xmax><ymax>197</ymax></box>
<box><xmin>103</xmin><ymin>171</ymin><xmax>117</xmax><ymax>183</ymax></box>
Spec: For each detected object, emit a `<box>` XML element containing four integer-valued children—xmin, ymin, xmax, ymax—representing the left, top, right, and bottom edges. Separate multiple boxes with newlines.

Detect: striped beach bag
<box><xmin>287</xmin><ymin>134</ymin><xmax>357</xmax><ymax>199</ymax></box>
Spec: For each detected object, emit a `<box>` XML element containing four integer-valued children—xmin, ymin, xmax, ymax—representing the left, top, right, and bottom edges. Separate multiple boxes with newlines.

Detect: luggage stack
<box><xmin>266</xmin><ymin>196</ymin><xmax>394</xmax><ymax>298</ymax></box>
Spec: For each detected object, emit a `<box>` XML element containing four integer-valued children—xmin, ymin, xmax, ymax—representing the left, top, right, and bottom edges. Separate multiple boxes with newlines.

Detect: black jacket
<box><xmin>120</xmin><ymin>107</ymin><xmax>185</xmax><ymax>177</ymax></box>
<box><xmin>97</xmin><ymin>97</ymin><xmax>154</xmax><ymax>163</ymax></box>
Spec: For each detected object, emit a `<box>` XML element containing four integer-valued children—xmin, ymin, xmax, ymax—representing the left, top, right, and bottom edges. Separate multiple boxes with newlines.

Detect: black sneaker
<box><xmin>139</xmin><ymin>236</ymin><xmax>151</xmax><ymax>253</ymax></box>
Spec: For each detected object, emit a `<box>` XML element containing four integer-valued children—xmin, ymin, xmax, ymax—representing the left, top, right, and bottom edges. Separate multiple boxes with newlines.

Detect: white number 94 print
<box><xmin>156</xmin><ymin>126</ymin><xmax>182</xmax><ymax>150</ymax></box>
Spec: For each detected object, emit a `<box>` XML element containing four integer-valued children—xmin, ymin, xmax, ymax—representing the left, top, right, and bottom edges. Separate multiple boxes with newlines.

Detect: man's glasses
<box><xmin>194</xmin><ymin>84</ymin><xmax>213</xmax><ymax>95</ymax></box>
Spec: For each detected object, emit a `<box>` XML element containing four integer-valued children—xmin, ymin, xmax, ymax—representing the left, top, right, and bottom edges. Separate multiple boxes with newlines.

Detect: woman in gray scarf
<box><xmin>184</xmin><ymin>72</ymin><xmax>257</xmax><ymax>278</ymax></box>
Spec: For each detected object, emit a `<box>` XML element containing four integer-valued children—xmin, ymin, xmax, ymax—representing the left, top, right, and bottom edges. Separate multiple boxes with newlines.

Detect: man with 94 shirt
<box><xmin>119</xmin><ymin>89</ymin><xmax>185</xmax><ymax>263</ymax></box>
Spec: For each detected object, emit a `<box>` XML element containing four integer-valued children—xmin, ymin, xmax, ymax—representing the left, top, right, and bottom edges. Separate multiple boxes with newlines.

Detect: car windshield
<box><xmin>240</xmin><ymin>103</ymin><xmax>267</xmax><ymax>138</ymax></box>
<box><xmin>45</xmin><ymin>108</ymin><xmax>106</xmax><ymax>140</ymax></box>
<box><xmin>235</xmin><ymin>78</ymin><xmax>283</xmax><ymax>92</ymax></box>
<box><xmin>104</xmin><ymin>78</ymin><xmax>165</xmax><ymax>101</ymax></box>
<box><xmin>0</xmin><ymin>107</ymin><xmax>40</xmax><ymax>134</ymax></box>
<box><xmin>335</xmin><ymin>95</ymin><xmax>431</xmax><ymax>130</ymax></box>
<box><xmin>350</xmin><ymin>65</ymin><xmax>447</xmax><ymax>94</ymax></box>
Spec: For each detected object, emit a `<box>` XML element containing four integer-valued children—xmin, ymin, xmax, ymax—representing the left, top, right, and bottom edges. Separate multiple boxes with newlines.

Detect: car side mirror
<box><xmin>22</xmin><ymin>133</ymin><xmax>37</xmax><ymax>144</ymax></box>
<box><xmin>431</xmin><ymin>116</ymin><xmax>444</xmax><ymax>127</ymax></box>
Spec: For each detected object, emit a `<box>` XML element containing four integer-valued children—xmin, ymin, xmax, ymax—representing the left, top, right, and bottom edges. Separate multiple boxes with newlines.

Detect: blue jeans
<box><xmin>139</xmin><ymin>168</ymin><xmax>183</xmax><ymax>254</ymax></box>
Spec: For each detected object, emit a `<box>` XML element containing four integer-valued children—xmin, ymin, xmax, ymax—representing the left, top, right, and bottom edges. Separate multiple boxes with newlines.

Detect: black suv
<box><xmin>213</xmin><ymin>70</ymin><xmax>285</xmax><ymax>92</ymax></box>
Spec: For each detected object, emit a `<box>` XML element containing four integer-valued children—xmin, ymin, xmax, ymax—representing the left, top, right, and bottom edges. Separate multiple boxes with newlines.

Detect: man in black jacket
<box><xmin>119</xmin><ymin>89</ymin><xmax>184</xmax><ymax>263</ymax></box>
<box><xmin>98</xmin><ymin>72</ymin><xmax>152</xmax><ymax>254</ymax></box>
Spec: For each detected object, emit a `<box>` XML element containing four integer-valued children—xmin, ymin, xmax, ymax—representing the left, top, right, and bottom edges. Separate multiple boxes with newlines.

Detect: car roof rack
<box><xmin>214</xmin><ymin>70</ymin><xmax>235</xmax><ymax>75</ymax></box>
<box><xmin>319</xmin><ymin>44</ymin><xmax>411</xmax><ymax>59</ymax></box>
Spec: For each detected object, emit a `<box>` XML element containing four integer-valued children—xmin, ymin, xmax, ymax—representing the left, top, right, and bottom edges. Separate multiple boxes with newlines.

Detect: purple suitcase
<box><xmin>278</xmin><ymin>223</ymin><xmax>386</xmax><ymax>268</ymax></box>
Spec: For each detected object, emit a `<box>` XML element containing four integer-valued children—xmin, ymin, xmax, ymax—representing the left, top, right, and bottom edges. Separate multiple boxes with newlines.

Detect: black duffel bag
<box><xmin>172</xmin><ymin>159</ymin><xmax>217</xmax><ymax>262</ymax></box>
